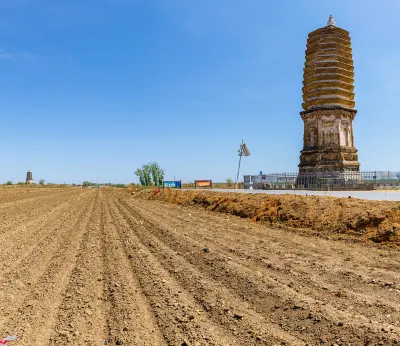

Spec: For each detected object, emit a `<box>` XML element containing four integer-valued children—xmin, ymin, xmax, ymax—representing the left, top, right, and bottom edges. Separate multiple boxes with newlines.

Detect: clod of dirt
<box><xmin>233</xmin><ymin>313</ymin><xmax>243</xmax><ymax>320</ymax></box>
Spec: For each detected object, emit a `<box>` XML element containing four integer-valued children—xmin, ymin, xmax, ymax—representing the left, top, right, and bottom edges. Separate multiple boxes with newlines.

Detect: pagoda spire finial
<box><xmin>327</xmin><ymin>14</ymin><xmax>335</xmax><ymax>27</ymax></box>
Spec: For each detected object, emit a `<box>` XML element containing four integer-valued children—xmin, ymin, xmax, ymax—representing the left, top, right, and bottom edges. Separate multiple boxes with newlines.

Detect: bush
<box><xmin>6</xmin><ymin>181</ymin><xmax>12</xmax><ymax>185</ymax></box>
<box><xmin>113</xmin><ymin>184</ymin><xmax>126</xmax><ymax>188</ymax></box>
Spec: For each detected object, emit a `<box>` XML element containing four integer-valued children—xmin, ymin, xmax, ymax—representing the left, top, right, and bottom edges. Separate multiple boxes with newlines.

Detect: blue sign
<box><xmin>163</xmin><ymin>181</ymin><xmax>181</xmax><ymax>188</ymax></box>
<box><xmin>260</xmin><ymin>171</ymin><xmax>262</xmax><ymax>175</ymax></box>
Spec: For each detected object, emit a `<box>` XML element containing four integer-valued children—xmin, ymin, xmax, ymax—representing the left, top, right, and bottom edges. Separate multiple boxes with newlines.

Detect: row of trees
<box><xmin>135</xmin><ymin>162</ymin><xmax>165</xmax><ymax>186</ymax></box>
<box><xmin>3</xmin><ymin>179</ymin><xmax>45</xmax><ymax>185</ymax></box>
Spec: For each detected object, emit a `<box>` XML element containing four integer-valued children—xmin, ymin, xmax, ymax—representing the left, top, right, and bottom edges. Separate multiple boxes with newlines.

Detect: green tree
<box><xmin>226</xmin><ymin>178</ymin><xmax>233</xmax><ymax>187</ymax></box>
<box><xmin>135</xmin><ymin>162</ymin><xmax>165</xmax><ymax>186</ymax></box>
<box><xmin>142</xmin><ymin>164</ymin><xmax>152</xmax><ymax>186</ymax></box>
<box><xmin>6</xmin><ymin>181</ymin><xmax>12</xmax><ymax>185</ymax></box>
<box><xmin>149</xmin><ymin>162</ymin><xmax>165</xmax><ymax>186</ymax></box>
<box><xmin>134</xmin><ymin>168</ymin><xmax>146</xmax><ymax>186</ymax></box>
<box><xmin>83</xmin><ymin>181</ymin><xmax>92</xmax><ymax>187</ymax></box>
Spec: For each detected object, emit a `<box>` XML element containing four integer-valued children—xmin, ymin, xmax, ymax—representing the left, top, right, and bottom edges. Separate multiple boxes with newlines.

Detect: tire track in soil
<box><xmin>0</xmin><ymin>190</ymin><xmax>97</xmax><ymax>345</ymax></box>
<box><xmin>50</xmin><ymin>190</ymin><xmax>108</xmax><ymax>345</ymax></box>
<box><xmin>100</xmin><ymin>192</ymin><xmax>166</xmax><ymax>346</ymax></box>
<box><xmin>108</xmin><ymin>192</ymin><xmax>300</xmax><ymax>345</ymax></box>
<box><xmin>114</xmin><ymin>193</ymin><xmax>400</xmax><ymax>345</ymax></box>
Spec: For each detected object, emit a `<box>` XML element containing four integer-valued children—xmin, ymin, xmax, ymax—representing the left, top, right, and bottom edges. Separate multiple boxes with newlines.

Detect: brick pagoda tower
<box><xmin>26</xmin><ymin>170</ymin><xmax>33</xmax><ymax>184</ymax></box>
<box><xmin>298</xmin><ymin>15</ymin><xmax>360</xmax><ymax>173</ymax></box>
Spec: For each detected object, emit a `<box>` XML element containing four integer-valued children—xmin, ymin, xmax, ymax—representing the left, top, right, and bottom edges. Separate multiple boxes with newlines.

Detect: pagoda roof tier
<box><xmin>303</xmin><ymin>73</ymin><xmax>354</xmax><ymax>85</ymax></box>
<box><xmin>306</xmin><ymin>42</ymin><xmax>352</xmax><ymax>55</ymax></box>
<box><xmin>302</xmin><ymin>97</ymin><xmax>355</xmax><ymax>110</ymax></box>
<box><xmin>303</xmin><ymin>88</ymin><xmax>354</xmax><ymax>102</ymax></box>
<box><xmin>304</xmin><ymin>67</ymin><xmax>354</xmax><ymax>79</ymax></box>
<box><xmin>303</xmin><ymin>80</ymin><xmax>354</xmax><ymax>94</ymax></box>
<box><xmin>307</xmin><ymin>26</ymin><xmax>349</xmax><ymax>41</ymax></box>
<box><xmin>306</xmin><ymin>50</ymin><xmax>353</xmax><ymax>62</ymax></box>
<box><xmin>307</xmin><ymin>30</ymin><xmax>350</xmax><ymax>43</ymax></box>
<box><xmin>305</xmin><ymin>60</ymin><xmax>354</xmax><ymax>71</ymax></box>
<box><xmin>308</xmin><ymin>35</ymin><xmax>351</xmax><ymax>47</ymax></box>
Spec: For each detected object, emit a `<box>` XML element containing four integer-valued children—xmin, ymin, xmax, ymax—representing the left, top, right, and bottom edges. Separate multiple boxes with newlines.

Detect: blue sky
<box><xmin>1</xmin><ymin>0</ymin><xmax>399</xmax><ymax>184</ymax></box>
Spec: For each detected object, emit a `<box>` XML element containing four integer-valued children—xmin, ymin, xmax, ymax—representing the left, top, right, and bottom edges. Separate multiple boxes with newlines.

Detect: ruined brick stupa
<box><xmin>26</xmin><ymin>170</ymin><xmax>33</xmax><ymax>184</ymax></box>
<box><xmin>298</xmin><ymin>15</ymin><xmax>360</xmax><ymax>173</ymax></box>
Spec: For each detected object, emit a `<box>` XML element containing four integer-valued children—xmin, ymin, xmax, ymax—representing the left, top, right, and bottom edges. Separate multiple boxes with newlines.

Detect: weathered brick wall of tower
<box><xmin>299</xmin><ymin>16</ymin><xmax>360</xmax><ymax>172</ymax></box>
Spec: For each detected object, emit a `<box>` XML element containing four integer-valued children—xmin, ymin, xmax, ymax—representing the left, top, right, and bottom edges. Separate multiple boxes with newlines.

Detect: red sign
<box><xmin>195</xmin><ymin>180</ymin><xmax>212</xmax><ymax>188</ymax></box>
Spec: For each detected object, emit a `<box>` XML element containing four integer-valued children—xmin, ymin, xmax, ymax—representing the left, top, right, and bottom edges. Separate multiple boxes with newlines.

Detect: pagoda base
<box><xmin>299</xmin><ymin>146</ymin><xmax>360</xmax><ymax>173</ymax></box>
<box><xmin>297</xmin><ymin>147</ymin><xmax>361</xmax><ymax>189</ymax></box>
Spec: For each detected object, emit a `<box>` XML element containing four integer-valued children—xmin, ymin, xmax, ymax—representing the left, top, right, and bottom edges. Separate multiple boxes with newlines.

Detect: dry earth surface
<box><xmin>0</xmin><ymin>187</ymin><xmax>399</xmax><ymax>345</ymax></box>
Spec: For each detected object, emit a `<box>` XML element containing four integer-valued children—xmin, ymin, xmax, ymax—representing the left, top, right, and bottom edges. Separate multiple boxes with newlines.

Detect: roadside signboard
<box><xmin>163</xmin><ymin>180</ymin><xmax>181</xmax><ymax>189</ymax></box>
<box><xmin>195</xmin><ymin>180</ymin><xmax>212</xmax><ymax>189</ymax></box>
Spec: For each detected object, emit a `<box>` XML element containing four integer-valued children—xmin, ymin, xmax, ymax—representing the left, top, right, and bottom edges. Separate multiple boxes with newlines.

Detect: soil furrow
<box><xmin>50</xmin><ymin>190</ymin><xmax>108</xmax><ymax>345</ymax></box>
<box><xmin>1</xmin><ymin>187</ymin><xmax>399</xmax><ymax>345</ymax></box>
<box><xmin>0</xmin><ymin>191</ymin><xmax>97</xmax><ymax>345</ymax></box>
<box><xmin>100</xmin><ymin>192</ymin><xmax>166</xmax><ymax>345</ymax></box>
<box><xmin>115</xmin><ymin>194</ymin><xmax>400</xmax><ymax>344</ymax></box>
<box><xmin>107</xmin><ymin>193</ymin><xmax>245</xmax><ymax>346</ymax></box>
<box><xmin>130</xmin><ymin>198</ymin><xmax>400</xmax><ymax>321</ymax></box>
<box><xmin>109</xmin><ymin>192</ymin><xmax>303</xmax><ymax>345</ymax></box>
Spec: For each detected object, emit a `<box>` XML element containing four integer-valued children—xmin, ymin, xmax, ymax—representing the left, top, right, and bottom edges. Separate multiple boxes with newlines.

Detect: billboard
<box><xmin>163</xmin><ymin>181</ymin><xmax>181</xmax><ymax>189</ymax></box>
<box><xmin>195</xmin><ymin>180</ymin><xmax>212</xmax><ymax>188</ymax></box>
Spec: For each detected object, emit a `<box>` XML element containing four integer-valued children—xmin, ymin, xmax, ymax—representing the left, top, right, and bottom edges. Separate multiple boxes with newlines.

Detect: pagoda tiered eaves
<box><xmin>302</xmin><ymin>24</ymin><xmax>355</xmax><ymax>111</ymax></box>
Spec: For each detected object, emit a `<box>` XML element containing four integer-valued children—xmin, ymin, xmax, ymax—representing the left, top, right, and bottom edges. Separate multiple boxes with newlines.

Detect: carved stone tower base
<box><xmin>299</xmin><ymin>107</ymin><xmax>360</xmax><ymax>172</ymax></box>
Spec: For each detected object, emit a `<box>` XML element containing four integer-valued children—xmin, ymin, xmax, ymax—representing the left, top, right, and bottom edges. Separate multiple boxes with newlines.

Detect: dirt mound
<box><xmin>134</xmin><ymin>189</ymin><xmax>400</xmax><ymax>244</ymax></box>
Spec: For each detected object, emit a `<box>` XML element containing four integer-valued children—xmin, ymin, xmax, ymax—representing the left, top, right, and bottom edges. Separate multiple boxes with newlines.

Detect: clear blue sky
<box><xmin>1</xmin><ymin>0</ymin><xmax>399</xmax><ymax>184</ymax></box>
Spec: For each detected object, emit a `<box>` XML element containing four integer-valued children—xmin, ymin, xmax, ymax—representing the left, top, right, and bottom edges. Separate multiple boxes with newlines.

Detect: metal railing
<box><xmin>244</xmin><ymin>171</ymin><xmax>400</xmax><ymax>190</ymax></box>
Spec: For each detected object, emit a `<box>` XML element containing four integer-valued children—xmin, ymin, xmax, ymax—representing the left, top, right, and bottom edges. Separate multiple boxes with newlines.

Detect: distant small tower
<box><xmin>26</xmin><ymin>170</ymin><xmax>33</xmax><ymax>184</ymax></box>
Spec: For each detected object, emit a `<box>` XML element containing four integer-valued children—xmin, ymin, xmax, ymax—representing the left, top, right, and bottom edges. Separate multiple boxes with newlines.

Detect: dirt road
<box><xmin>0</xmin><ymin>188</ymin><xmax>399</xmax><ymax>345</ymax></box>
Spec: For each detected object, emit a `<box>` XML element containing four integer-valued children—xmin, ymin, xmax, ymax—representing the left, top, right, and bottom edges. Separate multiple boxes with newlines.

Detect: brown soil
<box><xmin>1</xmin><ymin>188</ymin><xmax>399</xmax><ymax>345</ymax></box>
<box><xmin>135</xmin><ymin>189</ymin><xmax>400</xmax><ymax>245</ymax></box>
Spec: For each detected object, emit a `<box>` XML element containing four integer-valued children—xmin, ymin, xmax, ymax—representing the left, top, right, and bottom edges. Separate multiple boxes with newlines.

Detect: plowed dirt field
<box><xmin>0</xmin><ymin>188</ymin><xmax>399</xmax><ymax>345</ymax></box>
